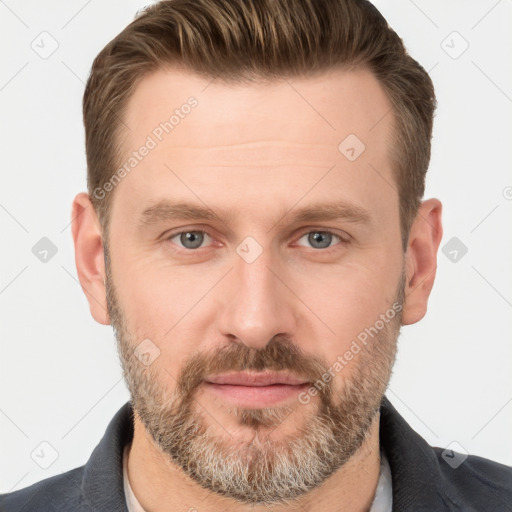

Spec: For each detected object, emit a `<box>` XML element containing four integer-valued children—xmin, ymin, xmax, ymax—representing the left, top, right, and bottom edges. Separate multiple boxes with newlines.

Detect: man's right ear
<box><xmin>71</xmin><ymin>192</ymin><xmax>110</xmax><ymax>325</ymax></box>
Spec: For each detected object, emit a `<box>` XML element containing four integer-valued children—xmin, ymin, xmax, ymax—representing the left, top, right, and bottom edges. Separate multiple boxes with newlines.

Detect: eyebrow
<box><xmin>137</xmin><ymin>199</ymin><xmax>373</xmax><ymax>230</ymax></box>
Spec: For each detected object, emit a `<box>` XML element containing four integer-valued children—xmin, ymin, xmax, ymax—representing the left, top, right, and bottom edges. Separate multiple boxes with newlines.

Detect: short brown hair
<box><xmin>83</xmin><ymin>0</ymin><xmax>436</xmax><ymax>249</ymax></box>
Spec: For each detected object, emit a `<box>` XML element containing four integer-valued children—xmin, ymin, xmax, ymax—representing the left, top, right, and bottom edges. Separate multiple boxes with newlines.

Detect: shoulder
<box><xmin>379</xmin><ymin>397</ymin><xmax>512</xmax><ymax>510</ymax></box>
<box><xmin>0</xmin><ymin>466</ymin><xmax>93</xmax><ymax>512</ymax></box>
<box><xmin>432</xmin><ymin>447</ymin><xmax>512</xmax><ymax>510</ymax></box>
<box><xmin>0</xmin><ymin>402</ymin><xmax>134</xmax><ymax>512</ymax></box>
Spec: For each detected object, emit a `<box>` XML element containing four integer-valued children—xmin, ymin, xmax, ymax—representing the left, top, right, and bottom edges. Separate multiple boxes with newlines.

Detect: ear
<box><xmin>401</xmin><ymin>198</ymin><xmax>443</xmax><ymax>326</ymax></box>
<box><xmin>71</xmin><ymin>192</ymin><xmax>109</xmax><ymax>325</ymax></box>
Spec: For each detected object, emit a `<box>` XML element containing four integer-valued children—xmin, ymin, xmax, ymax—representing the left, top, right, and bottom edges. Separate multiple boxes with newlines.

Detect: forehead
<box><xmin>112</xmin><ymin>66</ymin><xmax>396</xmax><ymax>226</ymax></box>
<box><xmin>124</xmin><ymin>66</ymin><xmax>393</xmax><ymax>147</ymax></box>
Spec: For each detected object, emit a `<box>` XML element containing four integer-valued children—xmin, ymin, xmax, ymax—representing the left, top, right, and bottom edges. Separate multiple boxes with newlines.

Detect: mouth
<box><xmin>204</xmin><ymin>371</ymin><xmax>310</xmax><ymax>407</ymax></box>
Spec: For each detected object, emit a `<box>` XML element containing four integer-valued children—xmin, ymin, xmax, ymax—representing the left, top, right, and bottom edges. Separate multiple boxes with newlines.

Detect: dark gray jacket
<box><xmin>1</xmin><ymin>397</ymin><xmax>511</xmax><ymax>511</ymax></box>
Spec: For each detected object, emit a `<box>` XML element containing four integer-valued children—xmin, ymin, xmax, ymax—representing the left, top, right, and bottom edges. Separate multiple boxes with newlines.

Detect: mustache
<box><xmin>175</xmin><ymin>336</ymin><xmax>332</xmax><ymax>400</ymax></box>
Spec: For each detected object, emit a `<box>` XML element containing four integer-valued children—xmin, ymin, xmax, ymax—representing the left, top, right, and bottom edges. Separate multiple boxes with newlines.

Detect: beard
<box><xmin>104</xmin><ymin>244</ymin><xmax>404</xmax><ymax>506</ymax></box>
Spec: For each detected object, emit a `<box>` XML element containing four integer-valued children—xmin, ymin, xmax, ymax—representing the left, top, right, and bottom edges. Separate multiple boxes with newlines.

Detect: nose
<box><xmin>216</xmin><ymin>247</ymin><xmax>297</xmax><ymax>350</ymax></box>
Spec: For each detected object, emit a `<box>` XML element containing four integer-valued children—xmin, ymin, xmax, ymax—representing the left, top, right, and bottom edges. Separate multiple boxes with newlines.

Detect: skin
<box><xmin>71</xmin><ymin>66</ymin><xmax>442</xmax><ymax>511</ymax></box>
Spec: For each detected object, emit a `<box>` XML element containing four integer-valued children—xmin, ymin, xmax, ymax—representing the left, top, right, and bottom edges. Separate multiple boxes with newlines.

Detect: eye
<box><xmin>164</xmin><ymin>228</ymin><xmax>347</xmax><ymax>253</ymax></box>
<box><xmin>167</xmin><ymin>230</ymin><xmax>212</xmax><ymax>250</ymax></box>
<box><xmin>296</xmin><ymin>230</ymin><xmax>345</xmax><ymax>250</ymax></box>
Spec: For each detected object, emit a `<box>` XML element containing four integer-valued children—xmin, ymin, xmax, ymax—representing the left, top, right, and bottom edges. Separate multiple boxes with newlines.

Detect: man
<box><xmin>1</xmin><ymin>0</ymin><xmax>511</xmax><ymax>510</ymax></box>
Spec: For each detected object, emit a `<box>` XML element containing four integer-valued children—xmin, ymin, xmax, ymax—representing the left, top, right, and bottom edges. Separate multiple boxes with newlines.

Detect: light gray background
<box><xmin>1</xmin><ymin>0</ymin><xmax>511</xmax><ymax>493</ymax></box>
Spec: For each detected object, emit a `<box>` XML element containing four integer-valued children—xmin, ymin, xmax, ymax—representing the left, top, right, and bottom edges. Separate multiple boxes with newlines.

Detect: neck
<box><xmin>126</xmin><ymin>412</ymin><xmax>382</xmax><ymax>512</ymax></box>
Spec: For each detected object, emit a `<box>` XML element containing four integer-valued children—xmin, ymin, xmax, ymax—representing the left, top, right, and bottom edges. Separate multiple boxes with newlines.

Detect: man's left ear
<box><xmin>401</xmin><ymin>198</ymin><xmax>443</xmax><ymax>325</ymax></box>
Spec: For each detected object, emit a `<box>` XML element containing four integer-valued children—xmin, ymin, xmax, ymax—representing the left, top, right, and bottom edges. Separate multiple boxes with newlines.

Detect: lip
<box><xmin>205</xmin><ymin>371</ymin><xmax>309</xmax><ymax>387</ymax></box>
<box><xmin>203</xmin><ymin>371</ymin><xmax>310</xmax><ymax>408</ymax></box>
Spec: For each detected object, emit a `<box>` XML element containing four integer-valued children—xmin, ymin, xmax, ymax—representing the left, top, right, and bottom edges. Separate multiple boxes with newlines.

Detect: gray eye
<box><xmin>296</xmin><ymin>231</ymin><xmax>341</xmax><ymax>250</ymax></box>
<box><xmin>308</xmin><ymin>231</ymin><xmax>333</xmax><ymax>249</ymax></box>
<box><xmin>179</xmin><ymin>231</ymin><xmax>205</xmax><ymax>249</ymax></box>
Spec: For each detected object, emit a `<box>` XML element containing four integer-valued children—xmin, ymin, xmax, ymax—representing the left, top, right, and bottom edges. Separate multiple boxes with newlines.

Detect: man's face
<box><xmin>104</xmin><ymin>67</ymin><xmax>405</xmax><ymax>504</ymax></box>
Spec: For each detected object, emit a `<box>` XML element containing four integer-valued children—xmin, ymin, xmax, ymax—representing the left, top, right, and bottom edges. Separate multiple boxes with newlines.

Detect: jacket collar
<box><xmin>82</xmin><ymin>401</ymin><xmax>134</xmax><ymax>511</ymax></box>
<box><xmin>379</xmin><ymin>396</ymin><xmax>450</xmax><ymax>511</ymax></box>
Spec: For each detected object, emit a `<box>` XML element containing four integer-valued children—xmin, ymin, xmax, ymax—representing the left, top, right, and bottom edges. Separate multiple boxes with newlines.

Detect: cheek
<box><xmin>114</xmin><ymin>258</ymin><xmax>216</xmax><ymax>374</ymax></box>
<box><xmin>117</xmin><ymin>248</ymin><xmax>208</xmax><ymax>322</ymax></box>
<box><xmin>289</xmin><ymin>256</ymin><xmax>401</xmax><ymax>352</ymax></box>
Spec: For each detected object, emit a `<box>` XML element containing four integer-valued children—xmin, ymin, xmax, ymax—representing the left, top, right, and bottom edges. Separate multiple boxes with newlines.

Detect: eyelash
<box><xmin>163</xmin><ymin>228</ymin><xmax>350</xmax><ymax>253</ymax></box>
